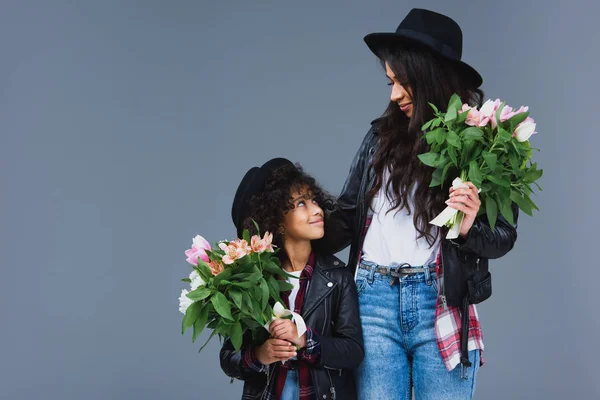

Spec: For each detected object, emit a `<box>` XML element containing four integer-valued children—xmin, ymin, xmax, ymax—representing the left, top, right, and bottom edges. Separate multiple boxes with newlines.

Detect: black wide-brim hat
<box><xmin>231</xmin><ymin>157</ymin><xmax>295</xmax><ymax>238</ymax></box>
<box><xmin>364</xmin><ymin>8</ymin><xmax>483</xmax><ymax>88</ymax></box>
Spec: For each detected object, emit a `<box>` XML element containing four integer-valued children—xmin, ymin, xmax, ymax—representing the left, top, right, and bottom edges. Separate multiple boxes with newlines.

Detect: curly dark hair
<box><xmin>242</xmin><ymin>163</ymin><xmax>333</xmax><ymax>249</ymax></box>
<box><xmin>368</xmin><ymin>44</ymin><xmax>484</xmax><ymax>246</ymax></box>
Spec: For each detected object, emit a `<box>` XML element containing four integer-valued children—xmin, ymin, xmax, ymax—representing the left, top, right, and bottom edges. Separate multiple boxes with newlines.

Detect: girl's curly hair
<box><xmin>242</xmin><ymin>163</ymin><xmax>333</xmax><ymax>249</ymax></box>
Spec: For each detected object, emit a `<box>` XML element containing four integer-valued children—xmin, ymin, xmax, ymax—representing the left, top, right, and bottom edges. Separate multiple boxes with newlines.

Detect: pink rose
<box><xmin>185</xmin><ymin>235</ymin><xmax>211</xmax><ymax>265</ymax></box>
<box><xmin>480</xmin><ymin>99</ymin><xmax>501</xmax><ymax>128</ymax></box>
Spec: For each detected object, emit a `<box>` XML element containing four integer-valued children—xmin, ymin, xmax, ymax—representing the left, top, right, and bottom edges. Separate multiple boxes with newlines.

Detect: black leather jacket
<box><xmin>220</xmin><ymin>253</ymin><xmax>364</xmax><ymax>400</ymax></box>
<box><xmin>319</xmin><ymin>119</ymin><xmax>519</xmax><ymax>367</ymax></box>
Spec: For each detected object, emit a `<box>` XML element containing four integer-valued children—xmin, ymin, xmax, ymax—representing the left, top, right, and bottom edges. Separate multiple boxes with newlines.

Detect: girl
<box><xmin>322</xmin><ymin>8</ymin><xmax>519</xmax><ymax>400</ymax></box>
<box><xmin>221</xmin><ymin>158</ymin><xmax>364</xmax><ymax>400</ymax></box>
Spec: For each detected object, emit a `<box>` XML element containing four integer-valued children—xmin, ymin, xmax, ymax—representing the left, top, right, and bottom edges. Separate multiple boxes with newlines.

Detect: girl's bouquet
<box><xmin>418</xmin><ymin>94</ymin><xmax>543</xmax><ymax>238</ymax></box>
<box><xmin>178</xmin><ymin>224</ymin><xmax>301</xmax><ymax>352</ymax></box>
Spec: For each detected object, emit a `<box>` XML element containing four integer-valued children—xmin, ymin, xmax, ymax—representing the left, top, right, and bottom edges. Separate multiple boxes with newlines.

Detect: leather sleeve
<box><xmin>316</xmin><ymin>127</ymin><xmax>375</xmax><ymax>254</ymax></box>
<box><xmin>452</xmin><ymin>202</ymin><xmax>519</xmax><ymax>259</ymax></box>
<box><xmin>219</xmin><ymin>333</ymin><xmax>266</xmax><ymax>380</ymax></box>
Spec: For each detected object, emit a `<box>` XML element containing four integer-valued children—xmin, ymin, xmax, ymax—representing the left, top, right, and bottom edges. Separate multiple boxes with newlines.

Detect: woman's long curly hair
<box><xmin>242</xmin><ymin>163</ymin><xmax>333</xmax><ymax>249</ymax></box>
<box><xmin>369</xmin><ymin>43</ymin><xmax>484</xmax><ymax>246</ymax></box>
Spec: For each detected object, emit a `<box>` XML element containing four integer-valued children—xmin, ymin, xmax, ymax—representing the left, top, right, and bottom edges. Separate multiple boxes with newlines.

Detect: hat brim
<box><xmin>364</xmin><ymin>32</ymin><xmax>483</xmax><ymax>88</ymax></box>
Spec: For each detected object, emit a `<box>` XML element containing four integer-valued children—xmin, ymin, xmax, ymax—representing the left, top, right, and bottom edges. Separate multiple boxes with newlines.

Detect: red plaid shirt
<box><xmin>359</xmin><ymin>214</ymin><xmax>484</xmax><ymax>371</ymax></box>
<box><xmin>241</xmin><ymin>252</ymin><xmax>320</xmax><ymax>400</ymax></box>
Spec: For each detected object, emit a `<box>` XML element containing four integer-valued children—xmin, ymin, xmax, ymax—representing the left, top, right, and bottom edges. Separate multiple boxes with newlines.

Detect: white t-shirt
<box><xmin>362</xmin><ymin>174</ymin><xmax>438</xmax><ymax>267</ymax></box>
<box><xmin>287</xmin><ymin>270</ymin><xmax>303</xmax><ymax>311</ymax></box>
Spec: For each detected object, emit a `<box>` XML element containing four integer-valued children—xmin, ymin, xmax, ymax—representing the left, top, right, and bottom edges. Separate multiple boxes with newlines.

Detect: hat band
<box><xmin>395</xmin><ymin>28</ymin><xmax>460</xmax><ymax>60</ymax></box>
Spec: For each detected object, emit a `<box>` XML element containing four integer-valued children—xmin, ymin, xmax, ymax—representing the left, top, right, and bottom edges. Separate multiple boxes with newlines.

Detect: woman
<box><xmin>321</xmin><ymin>9</ymin><xmax>519</xmax><ymax>400</ymax></box>
<box><xmin>220</xmin><ymin>158</ymin><xmax>364</xmax><ymax>400</ymax></box>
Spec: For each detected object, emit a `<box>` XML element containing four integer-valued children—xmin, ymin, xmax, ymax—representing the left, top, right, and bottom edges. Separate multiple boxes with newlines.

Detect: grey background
<box><xmin>1</xmin><ymin>0</ymin><xmax>597</xmax><ymax>399</ymax></box>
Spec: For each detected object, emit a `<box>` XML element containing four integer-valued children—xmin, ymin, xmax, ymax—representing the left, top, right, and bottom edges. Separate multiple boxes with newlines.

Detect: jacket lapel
<box><xmin>301</xmin><ymin>259</ymin><xmax>337</xmax><ymax>319</ymax></box>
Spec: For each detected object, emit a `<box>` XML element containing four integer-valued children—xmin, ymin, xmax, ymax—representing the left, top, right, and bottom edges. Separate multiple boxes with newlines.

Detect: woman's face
<box><xmin>280</xmin><ymin>186</ymin><xmax>324</xmax><ymax>243</ymax></box>
<box><xmin>385</xmin><ymin>62</ymin><xmax>414</xmax><ymax>118</ymax></box>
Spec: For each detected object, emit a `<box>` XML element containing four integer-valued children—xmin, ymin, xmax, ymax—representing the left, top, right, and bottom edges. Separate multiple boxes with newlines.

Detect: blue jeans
<box><xmin>280</xmin><ymin>369</ymin><xmax>299</xmax><ymax>400</ymax></box>
<box><xmin>354</xmin><ymin>263</ymin><xmax>479</xmax><ymax>400</ymax></box>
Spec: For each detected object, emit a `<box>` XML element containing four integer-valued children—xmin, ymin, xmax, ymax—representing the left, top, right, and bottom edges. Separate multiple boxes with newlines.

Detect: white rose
<box><xmin>178</xmin><ymin>289</ymin><xmax>193</xmax><ymax>314</ymax></box>
<box><xmin>514</xmin><ymin>119</ymin><xmax>536</xmax><ymax>142</ymax></box>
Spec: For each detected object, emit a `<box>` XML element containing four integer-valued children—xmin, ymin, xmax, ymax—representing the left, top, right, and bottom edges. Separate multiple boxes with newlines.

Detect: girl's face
<box><xmin>280</xmin><ymin>186</ymin><xmax>324</xmax><ymax>243</ymax></box>
<box><xmin>385</xmin><ymin>62</ymin><xmax>414</xmax><ymax>118</ymax></box>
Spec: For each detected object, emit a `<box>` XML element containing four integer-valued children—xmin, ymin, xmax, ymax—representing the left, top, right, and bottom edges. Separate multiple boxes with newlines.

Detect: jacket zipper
<box><xmin>260</xmin><ymin>365</ymin><xmax>274</xmax><ymax>400</ymax></box>
<box><xmin>321</xmin><ymin>298</ymin><xmax>328</xmax><ymax>335</ymax></box>
<box><xmin>439</xmin><ymin>242</ymin><xmax>448</xmax><ymax>310</ymax></box>
<box><xmin>325</xmin><ymin>368</ymin><xmax>337</xmax><ymax>400</ymax></box>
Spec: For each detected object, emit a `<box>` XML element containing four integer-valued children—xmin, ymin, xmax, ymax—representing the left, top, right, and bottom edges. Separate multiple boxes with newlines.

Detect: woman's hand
<box><xmin>446</xmin><ymin>181</ymin><xmax>481</xmax><ymax>238</ymax></box>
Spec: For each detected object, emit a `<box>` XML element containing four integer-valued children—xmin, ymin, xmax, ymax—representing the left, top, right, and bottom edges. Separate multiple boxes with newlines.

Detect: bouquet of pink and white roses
<box><xmin>418</xmin><ymin>94</ymin><xmax>543</xmax><ymax>237</ymax></box>
<box><xmin>178</xmin><ymin>225</ymin><xmax>297</xmax><ymax>352</ymax></box>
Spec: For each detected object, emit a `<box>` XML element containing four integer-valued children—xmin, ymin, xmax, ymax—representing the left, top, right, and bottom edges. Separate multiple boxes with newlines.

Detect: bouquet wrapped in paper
<box><xmin>178</xmin><ymin>224</ymin><xmax>301</xmax><ymax>352</ymax></box>
<box><xmin>418</xmin><ymin>94</ymin><xmax>543</xmax><ymax>238</ymax></box>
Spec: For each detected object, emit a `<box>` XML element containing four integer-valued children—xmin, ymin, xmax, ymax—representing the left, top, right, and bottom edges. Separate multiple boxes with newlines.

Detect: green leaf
<box><xmin>485</xmin><ymin>175</ymin><xmax>510</xmax><ymax>188</ymax></box>
<box><xmin>508</xmin><ymin>152</ymin><xmax>521</xmax><ymax>173</ymax></box>
<box><xmin>251</xmin><ymin>219</ymin><xmax>261</xmax><ymax>235</ymax></box>
<box><xmin>181</xmin><ymin>278</ymin><xmax>192</xmax><ymax>283</ymax></box>
<box><xmin>421</xmin><ymin>119</ymin><xmax>433</xmax><ymax>131</ymax></box>
<box><xmin>425</xmin><ymin>130</ymin><xmax>436</xmax><ymax>145</ymax></box>
<box><xmin>497</xmin><ymin>129</ymin><xmax>513</xmax><ymax>143</ymax></box>
<box><xmin>278</xmin><ymin>281</ymin><xmax>294</xmax><ymax>292</ymax></box>
<box><xmin>192</xmin><ymin>303</ymin><xmax>211</xmax><ymax>342</ymax></box>
<box><xmin>187</xmin><ymin>287</ymin><xmax>212</xmax><ymax>301</ymax></box>
<box><xmin>251</xmin><ymin>298</ymin><xmax>264</xmax><ymax>324</ymax></box>
<box><xmin>456</xmin><ymin>107</ymin><xmax>469</xmax><ymax>124</ymax></box>
<box><xmin>510</xmin><ymin>190</ymin><xmax>533</xmax><ymax>216</ymax></box>
<box><xmin>242</xmin><ymin>229</ymin><xmax>250</xmax><ymax>243</ymax></box>
<box><xmin>468</xmin><ymin>161</ymin><xmax>483</xmax><ymax>188</ymax></box>
<box><xmin>213</xmin><ymin>267</ymin><xmax>234</xmax><ymax>287</ymax></box>
<box><xmin>447</xmin><ymin>131</ymin><xmax>461</xmax><ymax>148</ymax></box>
<box><xmin>494</xmin><ymin>102</ymin><xmax>506</xmax><ymax>129</ymax></box>
<box><xmin>448</xmin><ymin>93</ymin><xmax>463</xmax><ymax>111</ymax></box>
<box><xmin>462</xmin><ymin>127</ymin><xmax>484</xmax><ymax>142</ymax></box>
<box><xmin>196</xmin><ymin>260</ymin><xmax>213</xmax><ymax>283</ymax></box>
<box><xmin>241</xmin><ymin>318</ymin><xmax>262</xmax><ymax>330</ymax></box>
<box><xmin>198</xmin><ymin>330</ymin><xmax>217</xmax><ymax>353</ymax></box>
<box><xmin>430</xmin><ymin>167</ymin><xmax>443</xmax><ymax>187</ymax></box>
<box><xmin>429</xmin><ymin>102</ymin><xmax>439</xmax><ymax>113</ymax></box>
<box><xmin>211</xmin><ymin>292</ymin><xmax>234</xmax><ymax>321</ymax></box>
<box><xmin>485</xmin><ymin>196</ymin><xmax>498</xmax><ymax>232</ymax></box>
<box><xmin>441</xmin><ymin>162</ymin><xmax>454</xmax><ymax>188</ymax></box>
<box><xmin>448</xmin><ymin>145</ymin><xmax>458</xmax><ymax>166</ymax></box>
<box><xmin>524</xmin><ymin>168</ymin><xmax>543</xmax><ymax>183</ymax></box>
<box><xmin>508</xmin><ymin>110</ymin><xmax>530</xmax><ymax>129</ymax></box>
<box><xmin>433</xmin><ymin>128</ymin><xmax>446</xmax><ymax>145</ymax></box>
<box><xmin>418</xmin><ymin>152</ymin><xmax>439</xmax><ymax>167</ymax></box>
<box><xmin>524</xmin><ymin>192</ymin><xmax>540</xmax><ymax>211</ymax></box>
<box><xmin>231</xmin><ymin>272</ymin><xmax>262</xmax><ymax>283</ymax></box>
<box><xmin>482</xmin><ymin>151</ymin><xmax>497</xmax><ymax>171</ymax></box>
<box><xmin>259</xmin><ymin>279</ymin><xmax>269</xmax><ymax>312</ymax></box>
<box><xmin>445</xmin><ymin>105</ymin><xmax>457</xmax><ymax>123</ymax></box>
<box><xmin>182</xmin><ymin>301</ymin><xmax>203</xmax><ymax>334</ymax></box>
<box><xmin>229</xmin><ymin>288</ymin><xmax>243</xmax><ymax>310</ymax></box>
<box><xmin>242</xmin><ymin>292</ymin><xmax>253</xmax><ymax>313</ymax></box>
<box><xmin>230</xmin><ymin>322</ymin><xmax>243</xmax><ymax>351</ymax></box>
<box><xmin>500</xmin><ymin>200</ymin><xmax>515</xmax><ymax>226</ymax></box>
